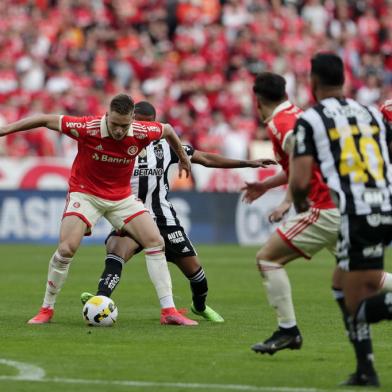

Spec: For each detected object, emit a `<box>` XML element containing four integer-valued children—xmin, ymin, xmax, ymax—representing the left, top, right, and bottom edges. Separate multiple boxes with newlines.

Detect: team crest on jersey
<box><xmin>183</xmin><ymin>145</ymin><xmax>193</xmax><ymax>155</ymax></box>
<box><xmin>127</xmin><ymin>146</ymin><xmax>138</xmax><ymax>156</ymax></box>
<box><xmin>70</xmin><ymin>129</ymin><xmax>79</xmax><ymax>138</ymax></box>
<box><xmin>73</xmin><ymin>202</ymin><xmax>80</xmax><ymax>208</ymax></box>
<box><xmin>95</xmin><ymin>144</ymin><xmax>103</xmax><ymax>151</ymax></box>
<box><xmin>154</xmin><ymin>145</ymin><xmax>164</xmax><ymax>160</ymax></box>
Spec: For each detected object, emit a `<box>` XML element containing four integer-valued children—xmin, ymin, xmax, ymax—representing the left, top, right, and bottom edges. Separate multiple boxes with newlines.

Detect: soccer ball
<box><xmin>82</xmin><ymin>295</ymin><xmax>118</xmax><ymax>327</ymax></box>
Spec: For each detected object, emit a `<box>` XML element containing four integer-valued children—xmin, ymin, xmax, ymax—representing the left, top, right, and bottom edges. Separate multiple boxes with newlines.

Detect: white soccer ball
<box><xmin>82</xmin><ymin>295</ymin><xmax>118</xmax><ymax>327</ymax></box>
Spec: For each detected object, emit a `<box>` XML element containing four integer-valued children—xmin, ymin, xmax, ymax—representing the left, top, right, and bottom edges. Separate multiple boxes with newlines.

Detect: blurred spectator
<box><xmin>356</xmin><ymin>73</ymin><xmax>381</xmax><ymax>106</ymax></box>
<box><xmin>0</xmin><ymin>0</ymin><xmax>390</xmax><ymax>159</ymax></box>
<box><xmin>301</xmin><ymin>0</ymin><xmax>330</xmax><ymax>36</ymax></box>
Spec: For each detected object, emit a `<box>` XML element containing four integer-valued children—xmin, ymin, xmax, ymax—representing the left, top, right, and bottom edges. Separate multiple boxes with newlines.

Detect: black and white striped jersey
<box><xmin>293</xmin><ymin>97</ymin><xmax>392</xmax><ymax>215</ymax></box>
<box><xmin>131</xmin><ymin>140</ymin><xmax>194</xmax><ymax>226</ymax></box>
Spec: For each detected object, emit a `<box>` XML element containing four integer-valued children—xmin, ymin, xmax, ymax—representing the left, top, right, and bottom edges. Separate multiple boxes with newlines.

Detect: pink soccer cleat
<box><xmin>160</xmin><ymin>307</ymin><xmax>198</xmax><ymax>326</ymax></box>
<box><xmin>27</xmin><ymin>307</ymin><xmax>54</xmax><ymax>324</ymax></box>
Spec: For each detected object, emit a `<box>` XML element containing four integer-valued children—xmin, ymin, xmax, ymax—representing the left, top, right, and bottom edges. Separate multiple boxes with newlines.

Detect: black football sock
<box><xmin>356</xmin><ymin>293</ymin><xmax>392</xmax><ymax>324</ymax></box>
<box><xmin>348</xmin><ymin>316</ymin><xmax>376</xmax><ymax>377</ymax></box>
<box><xmin>188</xmin><ymin>267</ymin><xmax>208</xmax><ymax>312</ymax></box>
<box><xmin>97</xmin><ymin>254</ymin><xmax>124</xmax><ymax>297</ymax></box>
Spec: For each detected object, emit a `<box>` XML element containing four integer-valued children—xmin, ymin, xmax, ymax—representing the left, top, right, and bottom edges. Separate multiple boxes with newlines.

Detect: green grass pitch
<box><xmin>1</xmin><ymin>244</ymin><xmax>392</xmax><ymax>392</ymax></box>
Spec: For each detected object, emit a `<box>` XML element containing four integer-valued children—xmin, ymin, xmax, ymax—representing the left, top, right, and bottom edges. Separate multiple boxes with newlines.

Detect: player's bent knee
<box><xmin>257</xmin><ymin>259</ymin><xmax>282</xmax><ymax>276</ymax></box>
<box><xmin>256</xmin><ymin>249</ymin><xmax>282</xmax><ymax>264</ymax></box>
<box><xmin>106</xmin><ymin>243</ymin><xmax>131</xmax><ymax>261</ymax></box>
<box><xmin>57</xmin><ymin>243</ymin><xmax>78</xmax><ymax>258</ymax></box>
<box><xmin>143</xmin><ymin>235</ymin><xmax>165</xmax><ymax>250</ymax></box>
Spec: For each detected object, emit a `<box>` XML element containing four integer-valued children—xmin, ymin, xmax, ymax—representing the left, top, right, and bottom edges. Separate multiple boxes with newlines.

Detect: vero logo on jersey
<box><xmin>66</xmin><ymin>122</ymin><xmax>86</xmax><ymax>128</ymax></box>
<box><xmin>147</xmin><ymin>125</ymin><xmax>161</xmax><ymax>133</ymax></box>
<box><xmin>91</xmin><ymin>153</ymin><xmax>130</xmax><ymax>164</ymax></box>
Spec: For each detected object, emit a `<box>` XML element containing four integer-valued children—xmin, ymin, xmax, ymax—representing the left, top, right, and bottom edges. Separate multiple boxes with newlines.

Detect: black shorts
<box><xmin>336</xmin><ymin>213</ymin><xmax>392</xmax><ymax>271</ymax></box>
<box><xmin>105</xmin><ymin>225</ymin><xmax>197</xmax><ymax>262</ymax></box>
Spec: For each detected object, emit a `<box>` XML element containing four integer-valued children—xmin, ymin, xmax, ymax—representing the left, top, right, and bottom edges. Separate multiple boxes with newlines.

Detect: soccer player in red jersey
<box><xmin>242</xmin><ymin>72</ymin><xmax>340</xmax><ymax>354</ymax></box>
<box><xmin>0</xmin><ymin>93</ymin><xmax>197</xmax><ymax>326</ymax></box>
<box><xmin>81</xmin><ymin>101</ymin><xmax>275</xmax><ymax>323</ymax></box>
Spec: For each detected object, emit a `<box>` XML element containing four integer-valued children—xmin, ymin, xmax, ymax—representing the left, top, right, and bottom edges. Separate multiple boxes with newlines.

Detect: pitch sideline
<box><xmin>0</xmin><ymin>358</ymin><xmax>356</xmax><ymax>392</ymax></box>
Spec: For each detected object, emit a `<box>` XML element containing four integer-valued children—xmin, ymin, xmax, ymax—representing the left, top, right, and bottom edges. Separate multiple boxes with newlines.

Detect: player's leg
<box><xmin>252</xmin><ymin>207</ymin><xmax>339</xmax><ymax>355</ymax></box>
<box><xmin>106</xmin><ymin>195</ymin><xmax>197</xmax><ymax>325</ymax></box>
<box><xmin>331</xmin><ymin>266</ymin><xmax>352</xmax><ymax>339</ymax></box>
<box><xmin>97</xmin><ymin>233</ymin><xmax>140</xmax><ymax>297</ymax></box>
<box><xmin>251</xmin><ymin>231</ymin><xmax>303</xmax><ymax>354</ymax></box>
<box><xmin>81</xmin><ymin>232</ymin><xmax>141</xmax><ymax>304</ymax></box>
<box><xmin>173</xmin><ymin>256</ymin><xmax>224</xmax><ymax>322</ymax></box>
<box><xmin>337</xmin><ymin>214</ymin><xmax>392</xmax><ymax>387</ymax></box>
<box><xmin>340</xmin><ymin>270</ymin><xmax>382</xmax><ymax>387</ymax></box>
<box><xmin>29</xmin><ymin>192</ymin><xmax>102</xmax><ymax>324</ymax></box>
<box><xmin>124</xmin><ymin>212</ymin><xmax>172</xmax><ymax>304</ymax></box>
<box><xmin>123</xmin><ymin>213</ymin><xmax>197</xmax><ymax>325</ymax></box>
<box><xmin>331</xmin><ymin>244</ymin><xmax>392</xmax><ymax>348</ymax></box>
<box><xmin>28</xmin><ymin>215</ymin><xmax>87</xmax><ymax>324</ymax></box>
<box><xmin>158</xmin><ymin>225</ymin><xmax>223</xmax><ymax>322</ymax></box>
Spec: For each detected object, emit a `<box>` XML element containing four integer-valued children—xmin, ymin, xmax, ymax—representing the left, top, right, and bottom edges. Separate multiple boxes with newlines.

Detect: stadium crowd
<box><xmin>0</xmin><ymin>0</ymin><xmax>391</xmax><ymax>158</ymax></box>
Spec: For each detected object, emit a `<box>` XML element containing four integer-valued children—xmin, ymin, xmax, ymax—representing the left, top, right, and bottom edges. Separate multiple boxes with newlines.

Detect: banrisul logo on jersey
<box><xmin>91</xmin><ymin>152</ymin><xmax>130</xmax><ymax>164</ymax></box>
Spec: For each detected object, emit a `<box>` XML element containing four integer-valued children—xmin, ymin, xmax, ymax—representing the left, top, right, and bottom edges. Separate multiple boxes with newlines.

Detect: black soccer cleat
<box><xmin>251</xmin><ymin>329</ymin><xmax>303</xmax><ymax>355</ymax></box>
<box><xmin>339</xmin><ymin>372</ymin><xmax>380</xmax><ymax>388</ymax></box>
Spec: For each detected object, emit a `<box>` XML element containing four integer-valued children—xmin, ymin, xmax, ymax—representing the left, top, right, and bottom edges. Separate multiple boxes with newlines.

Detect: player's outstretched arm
<box><xmin>241</xmin><ymin>170</ymin><xmax>288</xmax><ymax>203</ymax></box>
<box><xmin>191</xmin><ymin>150</ymin><xmax>276</xmax><ymax>168</ymax></box>
<box><xmin>0</xmin><ymin>114</ymin><xmax>61</xmax><ymax>137</ymax></box>
<box><xmin>162</xmin><ymin>123</ymin><xmax>191</xmax><ymax>178</ymax></box>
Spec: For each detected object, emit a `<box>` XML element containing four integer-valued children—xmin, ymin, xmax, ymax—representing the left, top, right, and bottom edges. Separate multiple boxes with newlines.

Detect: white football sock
<box><xmin>380</xmin><ymin>271</ymin><xmax>392</xmax><ymax>292</ymax></box>
<box><xmin>258</xmin><ymin>260</ymin><xmax>296</xmax><ymax>328</ymax></box>
<box><xmin>42</xmin><ymin>250</ymin><xmax>73</xmax><ymax>309</ymax></box>
<box><xmin>145</xmin><ymin>246</ymin><xmax>175</xmax><ymax>309</ymax></box>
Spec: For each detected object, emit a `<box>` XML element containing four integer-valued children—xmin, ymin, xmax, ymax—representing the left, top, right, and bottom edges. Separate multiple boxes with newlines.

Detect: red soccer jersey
<box><xmin>60</xmin><ymin>115</ymin><xmax>163</xmax><ymax>200</ymax></box>
<box><xmin>266</xmin><ymin>101</ymin><xmax>335</xmax><ymax>210</ymax></box>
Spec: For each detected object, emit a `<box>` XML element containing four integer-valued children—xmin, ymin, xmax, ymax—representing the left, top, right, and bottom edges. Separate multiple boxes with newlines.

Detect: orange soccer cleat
<box><xmin>160</xmin><ymin>307</ymin><xmax>198</xmax><ymax>326</ymax></box>
<box><xmin>27</xmin><ymin>307</ymin><xmax>54</xmax><ymax>324</ymax></box>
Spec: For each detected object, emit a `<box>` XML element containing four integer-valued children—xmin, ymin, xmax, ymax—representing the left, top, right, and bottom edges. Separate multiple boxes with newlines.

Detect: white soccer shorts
<box><xmin>63</xmin><ymin>192</ymin><xmax>148</xmax><ymax>234</ymax></box>
<box><xmin>276</xmin><ymin>207</ymin><xmax>340</xmax><ymax>259</ymax></box>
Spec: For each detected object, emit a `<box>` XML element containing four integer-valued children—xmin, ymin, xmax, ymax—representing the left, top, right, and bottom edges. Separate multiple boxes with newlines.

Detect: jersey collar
<box><xmin>100</xmin><ymin>115</ymin><xmax>134</xmax><ymax>138</ymax></box>
<box><xmin>128</xmin><ymin>123</ymin><xmax>134</xmax><ymax>136</ymax></box>
<box><xmin>265</xmin><ymin>100</ymin><xmax>292</xmax><ymax>123</ymax></box>
<box><xmin>100</xmin><ymin>115</ymin><xmax>109</xmax><ymax>138</ymax></box>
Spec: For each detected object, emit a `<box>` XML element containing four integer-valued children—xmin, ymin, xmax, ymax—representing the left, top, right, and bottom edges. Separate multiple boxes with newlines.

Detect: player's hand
<box><xmin>241</xmin><ymin>181</ymin><xmax>267</xmax><ymax>203</ymax></box>
<box><xmin>268</xmin><ymin>201</ymin><xmax>291</xmax><ymax>223</ymax></box>
<box><xmin>248</xmin><ymin>159</ymin><xmax>277</xmax><ymax>168</ymax></box>
<box><xmin>178</xmin><ymin>157</ymin><xmax>191</xmax><ymax>178</ymax></box>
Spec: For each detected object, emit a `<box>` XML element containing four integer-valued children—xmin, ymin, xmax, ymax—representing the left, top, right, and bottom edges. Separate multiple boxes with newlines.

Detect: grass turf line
<box><xmin>0</xmin><ymin>244</ymin><xmax>391</xmax><ymax>391</ymax></box>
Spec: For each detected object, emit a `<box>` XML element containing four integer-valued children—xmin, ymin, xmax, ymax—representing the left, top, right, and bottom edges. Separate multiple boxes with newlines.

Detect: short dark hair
<box><xmin>253</xmin><ymin>72</ymin><xmax>286</xmax><ymax>103</ymax></box>
<box><xmin>110</xmin><ymin>94</ymin><xmax>134</xmax><ymax>115</ymax></box>
<box><xmin>311</xmin><ymin>53</ymin><xmax>345</xmax><ymax>86</ymax></box>
<box><xmin>134</xmin><ymin>101</ymin><xmax>156</xmax><ymax>119</ymax></box>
